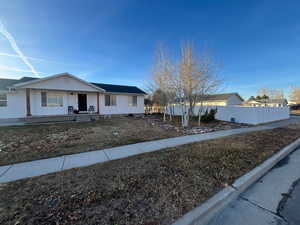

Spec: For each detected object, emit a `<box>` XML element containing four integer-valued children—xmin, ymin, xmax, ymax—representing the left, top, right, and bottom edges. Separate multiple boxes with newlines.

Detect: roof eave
<box><xmin>103</xmin><ymin>91</ymin><xmax>146</xmax><ymax>95</ymax></box>
<box><xmin>13</xmin><ymin>73</ymin><xmax>106</xmax><ymax>92</ymax></box>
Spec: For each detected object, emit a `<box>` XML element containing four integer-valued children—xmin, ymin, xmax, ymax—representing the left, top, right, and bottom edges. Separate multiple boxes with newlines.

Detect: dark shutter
<box><xmin>41</xmin><ymin>92</ymin><xmax>47</xmax><ymax>107</ymax></box>
<box><xmin>105</xmin><ymin>95</ymin><xmax>110</xmax><ymax>106</ymax></box>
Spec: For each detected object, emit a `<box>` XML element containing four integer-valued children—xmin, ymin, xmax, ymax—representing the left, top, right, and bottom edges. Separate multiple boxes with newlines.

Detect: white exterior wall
<box><xmin>168</xmin><ymin>105</ymin><xmax>290</xmax><ymax>125</ymax></box>
<box><xmin>65</xmin><ymin>92</ymin><xmax>97</xmax><ymax>111</ymax></box>
<box><xmin>30</xmin><ymin>90</ymin><xmax>98</xmax><ymax>116</ymax></box>
<box><xmin>30</xmin><ymin>90</ymin><xmax>68</xmax><ymax>116</ymax></box>
<box><xmin>99</xmin><ymin>94</ymin><xmax>144</xmax><ymax>115</ymax></box>
<box><xmin>0</xmin><ymin>90</ymin><xmax>26</xmax><ymax>119</ymax></box>
<box><xmin>0</xmin><ymin>91</ymin><xmax>145</xmax><ymax>119</ymax></box>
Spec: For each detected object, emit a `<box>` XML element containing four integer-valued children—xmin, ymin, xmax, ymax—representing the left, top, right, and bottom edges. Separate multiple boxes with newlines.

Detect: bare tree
<box><xmin>152</xmin><ymin>45</ymin><xmax>176</xmax><ymax>121</ymax></box>
<box><xmin>290</xmin><ymin>86</ymin><xmax>300</xmax><ymax>104</ymax></box>
<box><xmin>152</xmin><ymin>42</ymin><xmax>220</xmax><ymax>127</ymax></box>
<box><xmin>179</xmin><ymin>43</ymin><xmax>220</xmax><ymax>126</ymax></box>
<box><xmin>258</xmin><ymin>88</ymin><xmax>285</xmax><ymax>99</ymax></box>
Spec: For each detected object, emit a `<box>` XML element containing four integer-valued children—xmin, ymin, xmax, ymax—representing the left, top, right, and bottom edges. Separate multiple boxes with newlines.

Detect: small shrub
<box><xmin>200</xmin><ymin>109</ymin><xmax>209</xmax><ymax>122</ymax></box>
<box><xmin>201</xmin><ymin>108</ymin><xmax>217</xmax><ymax>123</ymax></box>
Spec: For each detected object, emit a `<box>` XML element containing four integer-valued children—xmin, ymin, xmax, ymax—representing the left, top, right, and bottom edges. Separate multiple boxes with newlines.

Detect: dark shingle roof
<box><xmin>18</xmin><ymin>77</ymin><xmax>38</xmax><ymax>83</ymax></box>
<box><xmin>0</xmin><ymin>77</ymin><xmax>39</xmax><ymax>91</ymax></box>
<box><xmin>91</xmin><ymin>83</ymin><xmax>146</xmax><ymax>94</ymax></box>
<box><xmin>0</xmin><ymin>78</ymin><xmax>19</xmax><ymax>91</ymax></box>
<box><xmin>0</xmin><ymin>76</ymin><xmax>146</xmax><ymax>94</ymax></box>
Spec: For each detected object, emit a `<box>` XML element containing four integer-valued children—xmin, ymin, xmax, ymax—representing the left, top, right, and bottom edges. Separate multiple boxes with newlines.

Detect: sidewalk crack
<box><xmin>60</xmin><ymin>156</ymin><xmax>66</xmax><ymax>171</ymax></box>
<box><xmin>103</xmin><ymin>150</ymin><xmax>111</xmax><ymax>160</ymax></box>
<box><xmin>239</xmin><ymin>196</ymin><xmax>288</xmax><ymax>223</ymax></box>
<box><xmin>230</xmin><ymin>184</ymin><xmax>238</xmax><ymax>190</ymax></box>
<box><xmin>0</xmin><ymin>165</ymin><xmax>12</xmax><ymax>177</ymax></box>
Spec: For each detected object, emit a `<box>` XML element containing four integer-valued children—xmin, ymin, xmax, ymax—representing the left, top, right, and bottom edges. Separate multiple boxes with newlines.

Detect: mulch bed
<box><xmin>1</xmin><ymin>127</ymin><xmax>300</xmax><ymax>225</ymax></box>
<box><xmin>145</xmin><ymin>114</ymin><xmax>251</xmax><ymax>135</ymax></box>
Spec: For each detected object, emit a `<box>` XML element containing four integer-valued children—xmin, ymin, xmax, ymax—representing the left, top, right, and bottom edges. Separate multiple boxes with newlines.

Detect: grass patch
<box><xmin>0</xmin><ymin>117</ymin><xmax>179</xmax><ymax>166</ymax></box>
<box><xmin>1</xmin><ymin>127</ymin><xmax>300</xmax><ymax>225</ymax></box>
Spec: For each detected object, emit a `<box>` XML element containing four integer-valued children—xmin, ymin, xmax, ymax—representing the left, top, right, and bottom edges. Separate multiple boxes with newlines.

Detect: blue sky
<box><xmin>0</xmin><ymin>0</ymin><xmax>300</xmax><ymax>99</ymax></box>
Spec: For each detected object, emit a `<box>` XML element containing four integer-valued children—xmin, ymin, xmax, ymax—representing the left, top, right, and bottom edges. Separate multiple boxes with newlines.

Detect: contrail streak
<box><xmin>0</xmin><ymin>20</ymin><xmax>40</xmax><ymax>77</ymax></box>
<box><xmin>0</xmin><ymin>52</ymin><xmax>74</xmax><ymax>65</ymax></box>
<box><xmin>0</xmin><ymin>52</ymin><xmax>51</xmax><ymax>63</ymax></box>
<box><xmin>0</xmin><ymin>65</ymin><xmax>35</xmax><ymax>73</ymax></box>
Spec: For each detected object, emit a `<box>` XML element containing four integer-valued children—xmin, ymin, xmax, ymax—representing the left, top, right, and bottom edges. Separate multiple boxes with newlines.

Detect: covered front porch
<box><xmin>25</xmin><ymin>88</ymin><xmax>101</xmax><ymax>117</ymax></box>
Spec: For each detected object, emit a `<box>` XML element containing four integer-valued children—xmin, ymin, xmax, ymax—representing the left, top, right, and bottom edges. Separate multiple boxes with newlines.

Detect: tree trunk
<box><xmin>198</xmin><ymin>102</ymin><xmax>203</xmax><ymax>126</ymax></box>
<box><xmin>182</xmin><ymin>102</ymin><xmax>189</xmax><ymax>128</ymax></box>
<box><xmin>168</xmin><ymin>104</ymin><xmax>172</xmax><ymax>121</ymax></box>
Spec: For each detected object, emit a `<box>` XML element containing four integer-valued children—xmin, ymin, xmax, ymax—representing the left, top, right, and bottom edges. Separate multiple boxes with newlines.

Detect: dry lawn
<box><xmin>0</xmin><ymin>117</ymin><xmax>179</xmax><ymax>166</ymax></box>
<box><xmin>1</xmin><ymin>127</ymin><xmax>300</xmax><ymax>225</ymax></box>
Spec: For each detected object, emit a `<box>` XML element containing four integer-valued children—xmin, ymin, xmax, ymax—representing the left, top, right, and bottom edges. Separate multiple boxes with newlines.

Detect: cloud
<box><xmin>0</xmin><ymin>20</ymin><xmax>40</xmax><ymax>77</ymax></box>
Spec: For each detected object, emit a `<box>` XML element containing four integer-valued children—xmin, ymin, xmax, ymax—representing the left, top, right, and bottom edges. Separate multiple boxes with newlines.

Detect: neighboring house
<box><xmin>0</xmin><ymin>73</ymin><xmax>146</xmax><ymax>119</ymax></box>
<box><xmin>245</xmin><ymin>98</ymin><xmax>288</xmax><ymax>107</ymax></box>
<box><xmin>194</xmin><ymin>93</ymin><xmax>244</xmax><ymax>106</ymax></box>
<box><xmin>288</xmin><ymin>100</ymin><xmax>300</xmax><ymax>106</ymax></box>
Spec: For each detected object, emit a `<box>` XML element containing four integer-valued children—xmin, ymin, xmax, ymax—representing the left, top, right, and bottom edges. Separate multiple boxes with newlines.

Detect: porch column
<box><xmin>97</xmin><ymin>92</ymin><xmax>100</xmax><ymax>114</ymax></box>
<box><xmin>26</xmin><ymin>88</ymin><xmax>31</xmax><ymax>116</ymax></box>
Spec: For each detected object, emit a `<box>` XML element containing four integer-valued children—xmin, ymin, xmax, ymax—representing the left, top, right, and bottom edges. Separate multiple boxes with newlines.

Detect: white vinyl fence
<box><xmin>167</xmin><ymin>105</ymin><xmax>290</xmax><ymax>125</ymax></box>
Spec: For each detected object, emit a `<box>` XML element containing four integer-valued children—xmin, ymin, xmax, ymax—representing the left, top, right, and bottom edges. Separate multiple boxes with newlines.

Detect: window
<box><xmin>105</xmin><ymin>95</ymin><xmax>116</xmax><ymax>106</ymax></box>
<box><xmin>129</xmin><ymin>96</ymin><xmax>137</xmax><ymax>106</ymax></box>
<box><xmin>0</xmin><ymin>93</ymin><xmax>7</xmax><ymax>107</ymax></box>
<box><xmin>41</xmin><ymin>92</ymin><xmax>63</xmax><ymax>107</ymax></box>
<box><xmin>41</xmin><ymin>92</ymin><xmax>47</xmax><ymax>107</ymax></box>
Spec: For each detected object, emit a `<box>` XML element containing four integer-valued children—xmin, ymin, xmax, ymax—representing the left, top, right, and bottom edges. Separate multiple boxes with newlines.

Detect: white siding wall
<box><xmin>99</xmin><ymin>94</ymin><xmax>144</xmax><ymax>115</ymax></box>
<box><xmin>0</xmin><ymin>90</ymin><xmax>145</xmax><ymax>119</ymax></box>
<box><xmin>30</xmin><ymin>90</ymin><xmax>98</xmax><ymax>116</ymax></box>
<box><xmin>87</xmin><ymin>93</ymin><xmax>97</xmax><ymax>111</ymax></box>
<box><xmin>168</xmin><ymin>105</ymin><xmax>290</xmax><ymax>125</ymax></box>
<box><xmin>31</xmin><ymin>90</ymin><xmax>68</xmax><ymax>116</ymax></box>
<box><xmin>65</xmin><ymin>92</ymin><xmax>97</xmax><ymax>111</ymax></box>
<box><xmin>0</xmin><ymin>90</ymin><xmax>26</xmax><ymax>119</ymax></box>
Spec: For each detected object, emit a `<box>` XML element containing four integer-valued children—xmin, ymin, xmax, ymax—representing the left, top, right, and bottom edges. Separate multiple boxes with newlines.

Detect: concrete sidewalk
<box><xmin>1</xmin><ymin>116</ymin><xmax>300</xmax><ymax>184</ymax></box>
<box><xmin>207</xmin><ymin>147</ymin><xmax>300</xmax><ymax>225</ymax></box>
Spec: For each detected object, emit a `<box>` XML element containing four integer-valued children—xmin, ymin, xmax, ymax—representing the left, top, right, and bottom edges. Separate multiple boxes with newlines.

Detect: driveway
<box><xmin>208</xmin><ymin>146</ymin><xmax>300</xmax><ymax>225</ymax></box>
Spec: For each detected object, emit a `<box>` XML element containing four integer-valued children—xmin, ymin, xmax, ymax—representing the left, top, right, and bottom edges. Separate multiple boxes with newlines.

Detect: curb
<box><xmin>172</xmin><ymin>138</ymin><xmax>300</xmax><ymax>225</ymax></box>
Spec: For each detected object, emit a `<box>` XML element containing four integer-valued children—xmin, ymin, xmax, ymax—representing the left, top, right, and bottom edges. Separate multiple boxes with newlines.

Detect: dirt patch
<box><xmin>0</xmin><ymin>117</ymin><xmax>179</xmax><ymax>166</ymax></box>
<box><xmin>1</xmin><ymin>127</ymin><xmax>300</xmax><ymax>225</ymax></box>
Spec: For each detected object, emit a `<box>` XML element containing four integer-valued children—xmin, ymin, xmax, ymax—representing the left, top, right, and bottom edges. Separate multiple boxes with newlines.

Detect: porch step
<box><xmin>24</xmin><ymin>114</ymin><xmax>101</xmax><ymax>124</ymax></box>
<box><xmin>25</xmin><ymin>115</ymin><xmax>76</xmax><ymax>123</ymax></box>
<box><xmin>75</xmin><ymin>115</ymin><xmax>92</xmax><ymax>122</ymax></box>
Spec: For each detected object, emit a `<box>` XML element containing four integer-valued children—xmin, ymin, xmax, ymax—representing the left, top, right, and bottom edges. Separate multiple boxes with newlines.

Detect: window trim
<box><xmin>41</xmin><ymin>92</ymin><xmax>63</xmax><ymax>107</ymax></box>
<box><xmin>105</xmin><ymin>95</ymin><xmax>117</xmax><ymax>106</ymax></box>
<box><xmin>0</xmin><ymin>93</ymin><xmax>7</xmax><ymax>107</ymax></box>
<box><xmin>129</xmin><ymin>95</ymin><xmax>138</xmax><ymax>107</ymax></box>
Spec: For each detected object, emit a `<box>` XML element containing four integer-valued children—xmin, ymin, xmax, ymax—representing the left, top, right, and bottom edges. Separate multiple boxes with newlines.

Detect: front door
<box><xmin>78</xmin><ymin>94</ymin><xmax>87</xmax><ymax>111</ymax></box>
